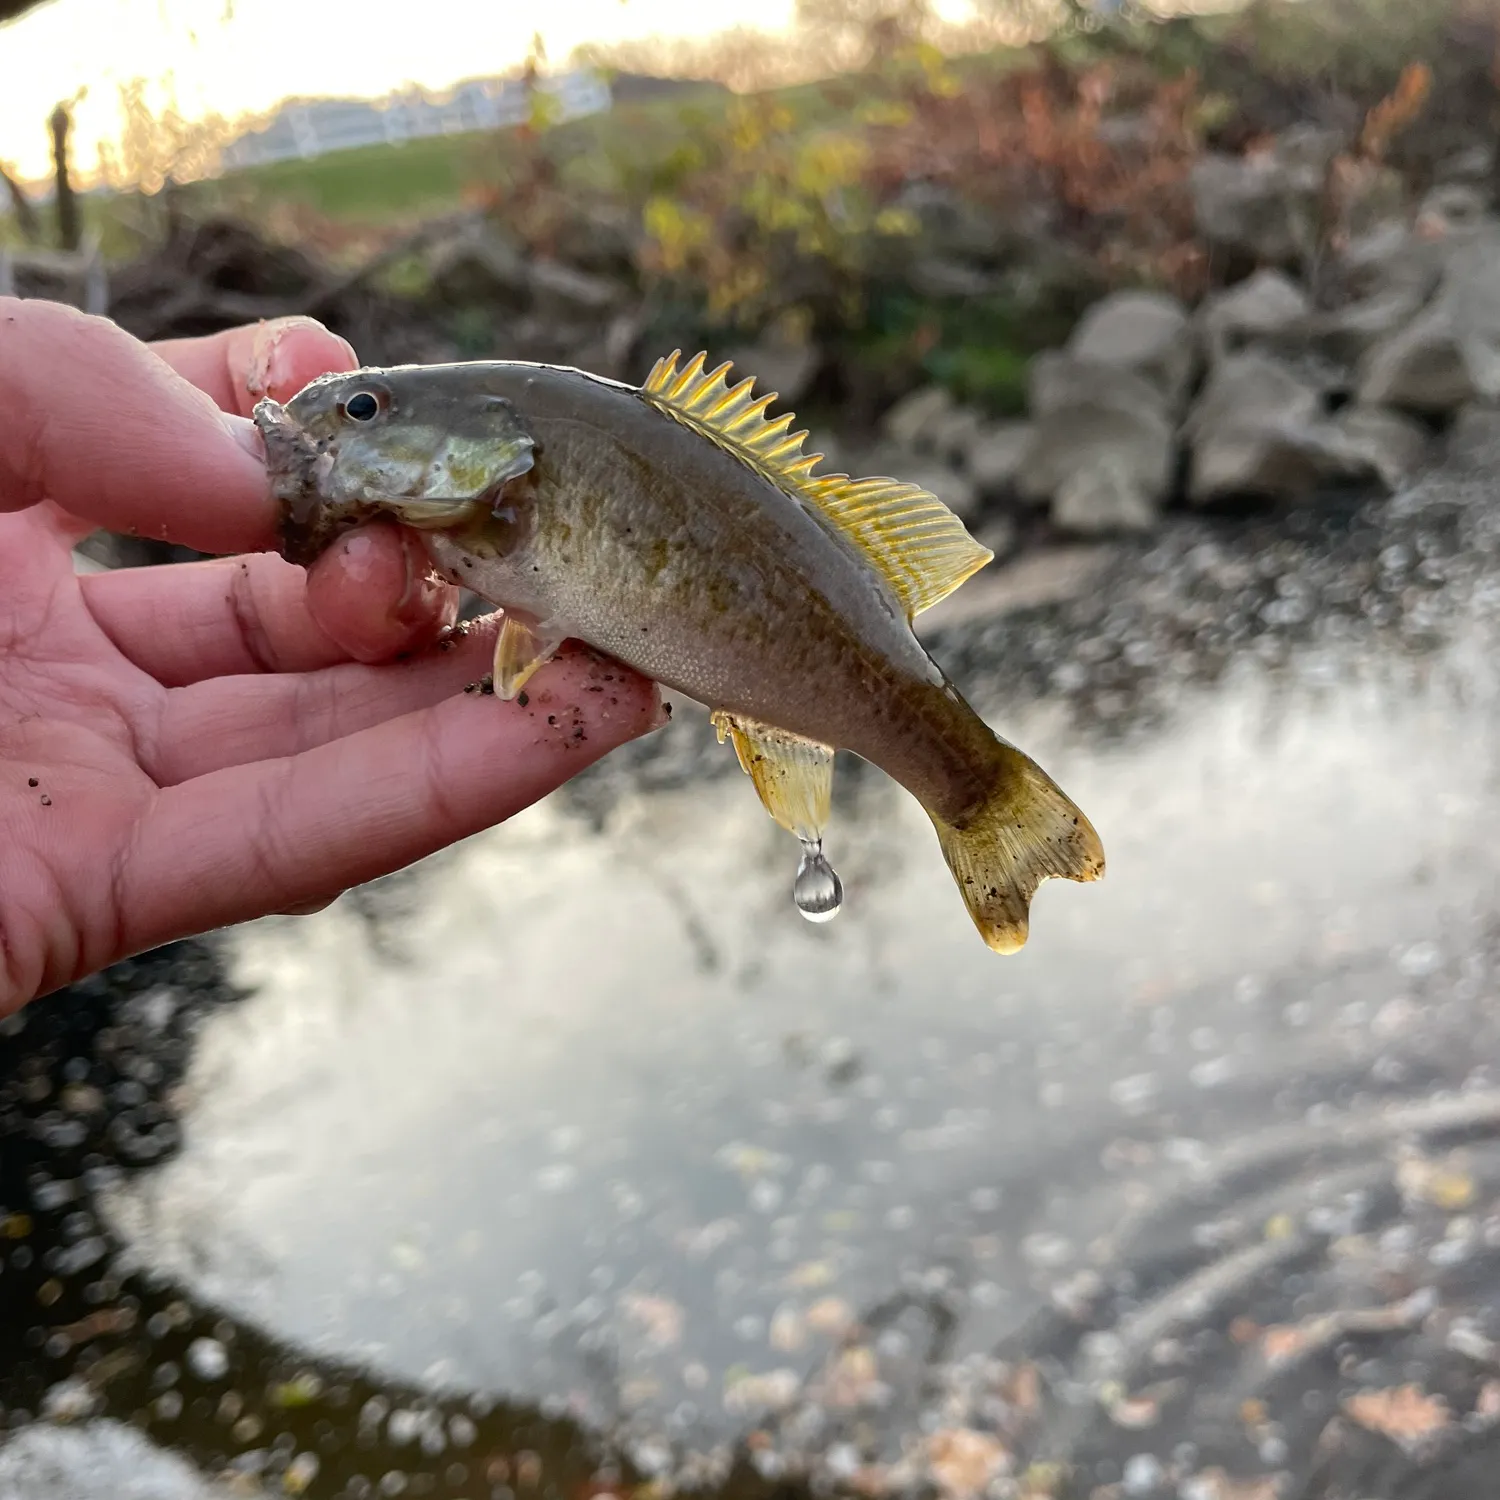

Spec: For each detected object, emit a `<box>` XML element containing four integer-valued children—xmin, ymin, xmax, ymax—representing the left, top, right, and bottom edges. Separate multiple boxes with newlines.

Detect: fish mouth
<box><xmin>253</xmin><ymin>397</ymin><xmax>373</xmax><ymax>568</ymax></box>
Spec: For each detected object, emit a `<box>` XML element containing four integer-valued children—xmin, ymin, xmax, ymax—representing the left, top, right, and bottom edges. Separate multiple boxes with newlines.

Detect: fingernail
<box><xmin>223</xmin><ymin>413</ymin><xmax>265</xmax><ymax>462</ymax></box>
<box><xmin>389</xmin><ymin>531</ymin><xmax>446</xmax><ymax>628</ymax></box>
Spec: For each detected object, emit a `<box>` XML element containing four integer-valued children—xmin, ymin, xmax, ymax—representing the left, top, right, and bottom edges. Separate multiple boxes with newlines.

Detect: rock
<box><xmin>1017</xmin><ymin>400</ymin><xmax>1174</xmax><ymax>528</ymax></box>
<box><xmin>1357</xmin><ymin>299</ymin><xmax>1474</xmax><ymax>414</ymax></box>
<box><xmin>1189</xmin><ymin>153</ymin><xmax>1309</xmax><ymax>267</ymax></box>
<box><xmin>1052</xmin><ymin>461</ymin><xmax>1160</xmax><ymax>535</ymax></box>
<box><xmin>1067</xmin><ymin>290</ymin><xmax>1197</xmax><ymax>409</ymax></box>
<box><xmin>1019</xmin><ymin>344</ymin><xmax>1175</xmax><ymax>533</ymax></box>
<box><xmin>1332</xmin><ymin>405</ymin><xmax>1429</xmax><ymax>490</ymax></box>
<box><xmin>1436</xmin><ymin>143</ymin><xmax>1495</xmax><ymax>188</ymax></box>
<box><xmin>968</xmin><ymin>422</ymin><xmax>1036</xmax><ymax>498</ymax></box>
<box><xmin>1027</xmin><ymin>350</ymin><xmax>1165</xmax><ymax>424</ymax></box>
<box><xmin>1191</xmin><ymin>128</ymin><xmax>1343</xmax><ymax>266</ymax></box>
<box><xmin>1446</xmin><ymin>401</ymin><xmax>1500</xmax><ymax>467</ymax></box>
<box><xmin>1415</xmin><ymin>183</ymin><xmax>1492</xmax><ymax>240</ymax></box>
<box><xmin>882</xmin><ymin>386</ymin><xmax>955</xmax><ymax>450</ymax></box>
<box><xmin>1444</xmin><ymin>228</ymin><xmax>1500</xmax><ymax>401</ymax></box>
<box><xmin>926</xmin><ymin>404</ymin><xmax>986</xmax><ymax>466</ymax></box>
<box><xmin>1188</xmin><ymin>352</ymin><xmax>1426</xmax><ymax>501</ymax></box>
<box><xmin>1186</xmin><ymin>351</ymin><xmax>1328</xmax><ymax>503</ymax></box>
<box><xmin>723</xmin><ymin>341</ymin><xmax>820</xmax><ymax>406</ymax></box>
<box><xmin>1199</xmin><ymin>270</ymin><xmax>1311</xmax><ymax>360</ymax></box>
<box><xmin>1349</xmin><ymin>220</ymin><xmax>1500</xmax><ymax>414</ymax></box>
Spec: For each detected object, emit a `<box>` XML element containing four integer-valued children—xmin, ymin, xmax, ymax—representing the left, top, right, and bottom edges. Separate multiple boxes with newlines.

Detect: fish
<box><xmin>253</xmin><ymin>351</ymin><xmax>1104</xmax><ymax>951</ymax></box>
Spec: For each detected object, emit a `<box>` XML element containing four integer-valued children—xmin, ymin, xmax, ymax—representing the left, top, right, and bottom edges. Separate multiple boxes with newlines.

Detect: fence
<box><xmin>218</xmin><ymin>71</ymin><xmax>613</xmax><ymax>172</ymax></box>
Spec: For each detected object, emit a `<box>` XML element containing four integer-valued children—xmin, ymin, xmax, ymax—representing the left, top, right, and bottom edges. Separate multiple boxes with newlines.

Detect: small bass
<box><xmin>254</xmin><ymin>351</ymin><xmax>1104</xmax><ymax>951</ymax></box>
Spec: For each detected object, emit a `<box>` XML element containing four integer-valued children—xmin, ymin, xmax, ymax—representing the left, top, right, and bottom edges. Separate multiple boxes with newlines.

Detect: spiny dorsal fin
<box><xmin>642</xmin><ymin>350</ymin><xmax>993</xmax><ymax>618</ymax></box>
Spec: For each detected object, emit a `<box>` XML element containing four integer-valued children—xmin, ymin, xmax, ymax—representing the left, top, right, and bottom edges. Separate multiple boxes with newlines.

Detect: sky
<box><xmin>0</xmin><ymin>0</ymin><xmax>797</xmax><ymax>182</ymax></box>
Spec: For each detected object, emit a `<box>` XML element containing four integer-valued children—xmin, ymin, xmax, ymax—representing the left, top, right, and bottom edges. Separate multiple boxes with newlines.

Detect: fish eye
<box><xmin>342</xmin><ymin>391</ymin><xmax>380</xmax><ymax>423</ymax></box>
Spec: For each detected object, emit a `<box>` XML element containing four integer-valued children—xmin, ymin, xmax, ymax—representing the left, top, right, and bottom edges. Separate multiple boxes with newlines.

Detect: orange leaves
<box><xmin>1359</xmin><ymin>62</ymin><xmax>1433</xmax><ymax>162</ymax></box>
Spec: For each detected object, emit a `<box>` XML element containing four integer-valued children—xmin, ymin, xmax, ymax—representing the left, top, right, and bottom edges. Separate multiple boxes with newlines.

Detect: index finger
<box><xmin>0</xmin><ymin>298</ymin><xmax>277</xmax><ymax>553</ymax></box>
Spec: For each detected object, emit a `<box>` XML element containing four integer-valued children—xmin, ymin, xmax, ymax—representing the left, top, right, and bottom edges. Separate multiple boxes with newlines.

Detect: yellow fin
<box><xmin>711</xmin><ymin>711</ymin><xmax>833</xmax><ymax>841</ymax></box>
<box><xmin>493</xmin><ymin>613</ymin><xmax>558</xmax><ymax>701</ymax></box>
<box><xmin>642</xmin><ymin>350</ymin><xmax>992</xmax><ymax>619</ymax></box>
<box><xmin>928</xmin><ymin>745</ymin><xmax>1104</xmax><ymax>954</ymax></box>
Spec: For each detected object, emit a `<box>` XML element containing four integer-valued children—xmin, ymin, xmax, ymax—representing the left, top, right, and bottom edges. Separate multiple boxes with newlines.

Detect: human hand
<box><xmin>0</xmin><ymin>300</ymin><xmax>664</xmax><ymax>1012</ymax></box>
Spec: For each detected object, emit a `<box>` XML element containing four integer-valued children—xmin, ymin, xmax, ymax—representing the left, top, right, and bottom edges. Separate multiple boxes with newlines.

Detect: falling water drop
<box><xmin>793</xmin><ymin>840</ymin><xmax>843</xmax><ymax>922</ymax></box>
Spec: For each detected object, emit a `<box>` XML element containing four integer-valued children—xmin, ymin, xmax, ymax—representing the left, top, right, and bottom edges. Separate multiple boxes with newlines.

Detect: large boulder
<box><xmin>1352</xmin><ymin>234</ymin><xmax>1500</xmax><ymax>415</ymax></box>
<box><xmin>1027</xmin><ymin>350</ymin><xmax>1165</xmax><ymax>423</ymax></box>
<box><xmin>967</xmin><ymin>422</ymin><xmax>1037</xmax><ymax>500</ymax></box>
<box><xmin>1444</xmin><ymin>227</ymin><xmax>1500</xmax><ymax>402</ymax></box>
<box><xmin>1188</xmin><ymin>351</ymin><xmax>1426</xmax><ymax>501</ymax></box>
<box><xmin>1189</xmin><ymin>127</ymin><xmax>1342</xmax><ymax>268</ymax></box>
<box><xmin>1019</xmin><ymin>349</ymin><xmax>1176</xmax><ymax>533</ymax></box>
<box><xmin>1356</xmin><ymin>299</ymin><xmax>1474</xmax><ymax>413</ymax></box>
<box><xmin>1065</xmin><ymin>289</ymin><xmax>1197</xmax><ymax>409</ymax></box>
<box><xmin>1051</xmin><ymin>459</ymin><xmax>1161</xmax><ymax>535</ymax></box>
<box><xmin>1186</xmin><ymin>351</ymin><xmax>1324</xmax><ymax>502</ymax></box>
<box><xmin>1199</xmin><ymin>269</ymin><xmax>1311</xmax><ymax>361</ymax></box>
<box><xmin>880</xmin><ymin>387</ymin><xmax>988</xmax><ymax>467</ymax></box>
<box><xmin>881</xmin><ymin>385</ymin><xmax>955</xmax><ymax>450</ymax></box>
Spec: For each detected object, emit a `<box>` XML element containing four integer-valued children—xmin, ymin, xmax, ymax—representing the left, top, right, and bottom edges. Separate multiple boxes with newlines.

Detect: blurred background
<box><xmin>8</xmin><ymin>1</ymin><xmax>1500</xmax><ymax>1498</ymax></box>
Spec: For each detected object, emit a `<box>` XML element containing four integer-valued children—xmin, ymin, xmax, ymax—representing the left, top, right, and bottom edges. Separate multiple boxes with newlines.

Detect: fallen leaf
<box><xmin>1395</xmin><ymin>1152</ymin><xmax>1475</xmax><ymax>1210</ymax></box>
<box><xmin>806</xmin><ymin>1296</ymin><xmax>854</xmax><ymax>1336</ymax></box>
<box><xmin>1183</xmin><ymin>1468</ymin><xmax>1282</xmax><ymax>1500</ymax></box>
<box><xmin>823</xmin><ymin>1344</ymin><xmax>881</xmax><ymax>1407</ymax></box>
<box><xmin>926</xmin><ymin>1429</ymin><xmax>1011</xmax><ymax>1499</ymax></box>
<box><xmin>1342</xmin><ymin>1385</ymin><xmax>1452</xmax><ymax>1454</ymax></box>
<box><xmin>1260</xmin><ymin>1325</ymin><xmax>1310</xmax><ymax>1365</ymax></box>
<box><xmin>619</xmin><ymin>1293</ymin><xmax>683</xmax><ymax>1350</ymax></box>
<box><xmin>999</xmin><ymin>1361</ymin><xmax>1042</xmax><ymax>1416</ymax></box>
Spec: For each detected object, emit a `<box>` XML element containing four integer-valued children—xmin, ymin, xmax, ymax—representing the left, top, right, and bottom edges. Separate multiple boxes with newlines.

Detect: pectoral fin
<box><xmin>711</xmin><ymin>712</ymin><xmax>834</xmax><ymax>841</ymax></box>
<box><xmin>493</xmin><ymin>613</ymin><xmax>561</xmax><ymax>701</ymax></box>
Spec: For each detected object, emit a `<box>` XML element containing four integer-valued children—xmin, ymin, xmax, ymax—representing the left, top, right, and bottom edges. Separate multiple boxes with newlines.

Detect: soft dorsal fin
<box><xmin>641</xmin><ymin>350</ymin><xmax>993</xmax><ymax>618</ymax></box>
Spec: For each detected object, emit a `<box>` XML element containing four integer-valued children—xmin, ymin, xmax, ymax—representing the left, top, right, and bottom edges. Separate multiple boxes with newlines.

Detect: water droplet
<box><xmin>793</xmin><ymin>840</ymin><xmax>842</xmax><ymax>922</ymax></box>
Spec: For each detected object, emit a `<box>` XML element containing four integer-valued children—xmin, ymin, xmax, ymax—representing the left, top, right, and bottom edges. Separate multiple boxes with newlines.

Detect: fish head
<box><xmin>253</xmin><ymin>364</ymin><xmax>538</xmax><ymax>565</ymax></box>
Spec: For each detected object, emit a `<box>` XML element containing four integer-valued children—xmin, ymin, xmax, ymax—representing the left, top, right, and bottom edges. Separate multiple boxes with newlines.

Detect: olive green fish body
<box><xmin>414</xmin><ymin>365</ymin><xmax>992</xmax><ymax>824</ymax></box>
<box><xmin>254</xmin><ymin>354</ymin><xmax>1104</xmax><ymax>951</ymax></box>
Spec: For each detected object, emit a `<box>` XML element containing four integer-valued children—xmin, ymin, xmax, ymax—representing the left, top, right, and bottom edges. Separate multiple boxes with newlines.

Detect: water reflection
<box><xmin>97</xmin><ymin>622</ymin><xmax>1500</xmax><ymax>1490</ymax></box>
<box><xmin>6</xmin><ymin>482</ymin><xmax>1500</xmax><ymax>1497</ymax></box>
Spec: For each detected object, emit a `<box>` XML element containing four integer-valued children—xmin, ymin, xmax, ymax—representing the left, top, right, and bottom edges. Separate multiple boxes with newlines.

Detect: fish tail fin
<box><xmin>927</xmin><ymin>746</ymin><xmax>1104</xmax><ymax>954</ymax></box>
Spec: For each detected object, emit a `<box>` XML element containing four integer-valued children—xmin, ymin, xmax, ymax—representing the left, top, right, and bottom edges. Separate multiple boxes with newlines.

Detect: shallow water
<box><xmin>7</xmin><ymin>472</ymin><xmax>1500</xmax><ymax>1499</ymax></box>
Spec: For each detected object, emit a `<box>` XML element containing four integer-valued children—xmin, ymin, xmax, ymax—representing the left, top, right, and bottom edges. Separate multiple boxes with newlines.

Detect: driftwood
<box><xmin>102</xmin><ymin>211</ymin><xmax>488</xmax><ymax>362</ymax></box>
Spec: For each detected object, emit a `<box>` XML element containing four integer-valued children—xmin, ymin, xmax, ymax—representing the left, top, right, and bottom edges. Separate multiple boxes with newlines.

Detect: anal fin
<box><xmin>711</xmin><ymin>712</ymin><xmax>834</xmax><ymax>841</ymax></box>
<box><xmin>493</xmin><ymin>613</ymin><xmax>561</xmax><ymax>701</ymax></box>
